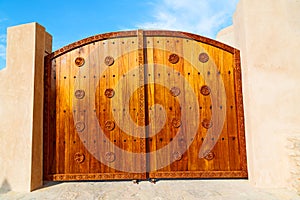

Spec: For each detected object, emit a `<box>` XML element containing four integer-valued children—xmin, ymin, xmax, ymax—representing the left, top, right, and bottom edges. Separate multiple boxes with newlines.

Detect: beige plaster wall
<box><xmin>0</xmin><ymin>23</ymin><xmax>52</xmax><ymax>192</ymax></box>
<box><xmin>217</xmin><ymin>0</ymin><xmax>300</xmax><ymax>191</ymax></box>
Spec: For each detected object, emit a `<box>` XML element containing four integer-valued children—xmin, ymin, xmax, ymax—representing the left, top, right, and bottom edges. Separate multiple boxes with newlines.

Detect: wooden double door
<box><xmin>44</xmin><ymin>30</ymin><xmax>247</xmax><ymax>181</ymax></box>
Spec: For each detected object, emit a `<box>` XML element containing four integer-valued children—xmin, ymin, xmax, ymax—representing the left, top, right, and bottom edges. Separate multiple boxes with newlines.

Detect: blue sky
<box><xmin>0</xmin><ymin>0</ymin><xmax>238</xmax><ymax>69</ymax></box>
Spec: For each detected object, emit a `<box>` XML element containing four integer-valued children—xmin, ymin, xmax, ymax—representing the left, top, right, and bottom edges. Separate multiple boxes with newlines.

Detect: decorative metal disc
<box><xmin>104</xmin><ymin>88</ymin><xmax>115</xmax><ymax>98</ymax></box>
<box><xmin>105</xmin><ymin>152</ymin><xmax>116</xmax><ymax>163</ymax></box>
<box><xmin>172</xmin><ymin>118</ymin><xmax>181</xmax><ymax>128</ymax></box>
<box><xmin>173</xmin><ymin>152</ymin><xmax>183</xmax><ymax>161</ymax></box>
<box><xmin>204</xmin><ymin>152</ymin><xmax>215</xmax><ymax>161</ymax></box>
<box><xmin>200</xmin><ymin>85</ymin><xmax>211</xmax><ymax>96</ymax></box>
<box><xmin>170</xmin><ymin>87</ymin><xmax>180</xmax><ymax>97</ymax></box>
<box><xmin>168</xmin><ymin>54</ymin><xmax>179</xmax><ymax>64</ymax></box>
<box><xmin>202</xmin><ymin>118</ymin><xmax>213</xmax><ymax>129</ymax></box>
<box><xmin>75</xmin><ymin>90</ymin><xmax>85</xmax><ymax>99</ymax></box>
<box><xmin>105</xmin><ymin>120</ymin><xmax>115</xmax><ymax>131</ymax></box>
<box><xmin>199</xmin><ymin>53</ymin><xmax>209</xmax><ymax>63</ymax></box>
<box><xmin>104</xmin><ymin>56</ymin><xmax>114</xmax><ymax>66</ymax></box>
<box><xmin>75</xmin><ymin>57</ymin><xmax>85</xmax><ymax>67</ymax></box>
<box><xmin>74</xmin><ymin>152</ymin><xmax>85</xmax><ymax>163</ymax></box>
<box><xmin>75</xmin><ymin>121</ymin><xmax>85</xmax><ymax>132</ymax></box>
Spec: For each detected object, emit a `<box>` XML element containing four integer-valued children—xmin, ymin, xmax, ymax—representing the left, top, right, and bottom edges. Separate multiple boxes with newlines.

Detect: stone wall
<box><xmin>217</xmin><ymin>0</ymin><xmax>300</xmax><ymax>192</ymax></box>
<box><xmin>0</xmin><ymin>23</ymin><xmax>52</xmax><ymax>192</ymax></box>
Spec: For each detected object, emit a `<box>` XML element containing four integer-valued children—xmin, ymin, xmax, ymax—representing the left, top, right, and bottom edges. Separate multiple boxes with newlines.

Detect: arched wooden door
<box><xmin>44</xmin><ymin>30</ymin><xmax>247</xmax><ymax>181</ymax></box>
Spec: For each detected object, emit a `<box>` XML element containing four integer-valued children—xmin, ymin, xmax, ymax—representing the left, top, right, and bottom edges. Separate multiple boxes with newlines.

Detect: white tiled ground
<box><xmin>0</xmin><ymin>180</ymin><xmax>299</xmax><ymax>200</ymax></box>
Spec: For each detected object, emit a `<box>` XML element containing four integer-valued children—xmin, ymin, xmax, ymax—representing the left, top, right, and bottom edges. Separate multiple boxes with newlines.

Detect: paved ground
<box><xmin>0</xmin><ymin>180</ymin><xmax>299</xmax><ymax>200</ymax></box>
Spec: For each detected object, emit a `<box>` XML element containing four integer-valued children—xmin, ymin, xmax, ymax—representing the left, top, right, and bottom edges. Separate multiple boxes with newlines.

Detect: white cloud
<box><xmin>0</xmin><ymin>34</ymin><xmax>6</xmax><ymax>60</ymax></box>
<box><xmin>137</xmin><ymin>0</ymin><xmax>239</xmax><ymax>38</ymax></box>
<box><xmin>0</xmin><ymin>34</ymin><xmax>6</xmax><ymax>43</ymax></box>
<box><xmin>0</xmin><ymin>44</ymin><xmax>5</xmax><ymax>60</ymax></box>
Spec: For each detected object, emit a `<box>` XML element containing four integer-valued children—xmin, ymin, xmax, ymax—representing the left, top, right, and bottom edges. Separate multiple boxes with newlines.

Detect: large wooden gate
<box><xmin>44</xmin><ymin>30</ymin><xmax>247</xmax><ymax>181</ymax></box>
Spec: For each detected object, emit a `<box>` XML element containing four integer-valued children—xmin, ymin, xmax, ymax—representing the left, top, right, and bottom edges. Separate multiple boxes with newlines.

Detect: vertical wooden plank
<box><xmin>137</xmin><ymin>30</ymin><xmax>147</xmax><ymax>174</ymax></box>
<box><xmin>63</xmin><ymin>52</ymin><xmax>71</xmax><ymax>174</ymax></box>
<box><xmin>69</xmin><ymin>48</ymin><xmax>84</xmax><ymax>174</ymax></box>
<box><xmin>88</xmin><ymin>42</ymin><xmax>100</xmax><ymax>173</ymax></box>
<box><xmin>153</xmin><ymin>37</ymin><xmax>168</xmax><ymax>173</ymax></box>
<box><xmin>109</xmin><ymin>38</ymin><xmax>120</xmax><ymax>173</ymax></box>
<box><xmin>102</xmin><ymin>39</ymin><xmax>113</xmax><ymax>174</ymax></box>
<box><xmin>98</xmin><ymin>40</ymin><xmax>108</xmax><ymax>174</ymax></box>
<box><xmin>118</xmin><ymin>38</ymin><xmax>128</xmax><ymax>172</ymax></box>
<box><xmin>145</xmin><ymin>36</ymin><xmax>156</xmax><ymax>173</ymax></box>
<box><xmin>56</xmin><ymin>55</ymin><xmax>65</xmax><ymax>174</ymax></box>
<box><xmin>172</xmin><ymin>38</ymin><xmax>187</xmax><ymax>172</ymax></box>
<box><xmin>175</xmin><ymin>38</ymin><xmax>187</xmax><ymax>172</ymax></box>
<box><xmin>217</xmin><ymin>50</ymin><xmax>230</xmax><ymax>171</ymax></box>
<box><xmin>234</xmin><ymin>49</ymin><xmax>247</xmax><ymax>173</ymax></box>
<box><xmin>183</xmin><ymin>39</ymin><xmax>200</xmax><ymax>171</ymax></box>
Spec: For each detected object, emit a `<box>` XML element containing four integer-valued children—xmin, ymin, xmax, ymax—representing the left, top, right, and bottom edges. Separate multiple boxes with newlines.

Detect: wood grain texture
<box><xmin>44</xmin><ymin>30</ymin><xmax>247</xmax><ymax>181</ymax></box>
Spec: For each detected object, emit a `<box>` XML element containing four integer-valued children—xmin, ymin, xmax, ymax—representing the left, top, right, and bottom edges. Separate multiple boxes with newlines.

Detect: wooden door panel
<box><xmin>144</xmin><ymin>35</ymin><xmax>247</xmax><ymax>178</ymax></box>
<box><xmin>44</xmin><ymin>35</ymin><xmax>147</xmax><ymax>181</ymax></box>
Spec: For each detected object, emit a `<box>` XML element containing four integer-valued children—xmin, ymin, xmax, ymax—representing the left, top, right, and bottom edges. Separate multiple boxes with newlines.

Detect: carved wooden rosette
<box><xmin>105</xmin><ymin>152</ymin><xmax>116</xmax><ymax>163</ymax></box>
<box><xmin>104</xmin><ymin>88</ymin><xmax>115</xmax><ymax>98</ymax></box>
<box><xmin>105</xmin><ymin>120</ymin><xmax>115</xmax><ymax>131</ymax></box>
<box><xmin>173</xmin><ymin>152</ymin><xmax>183</xmax><ymax>161</ymax></box>
<box><xmin>204</xmin><ymin>152</ymin><xmax>215</xmax><ymax>161</ymax></box>
<box><xmin>200</xmin><ymin>85</ymin><xmax>211</xmax><ymax>96</ymax></box>
<box><xmin>75</xmin><ymin>122</ymin><xmax>85</xmax><ymax>132</ymax></box>
<box><xmin>75</xmin><ymin>90</ymin><xmax>85</xmax><ymax>99</ymax></box>
<box><xmin>104</xmin><ymin>56</ymin><xmax>114</xmax><ymax>66</ymax></box>
<box><xmin>74</xmin><ymin>152</ymin><xmax>85</xmax><ymax>163</ymax></box>
<box><xmin>170</xmin><ymin>87</ymin><xmax>180</xmax><ymax>97</ymax></box>
<box><xmin>168</xmin><ymin>53</ymin><xmax>179</xmax><ymax>64</ymax></box>
<box><xmin>75</xmin><ymin>57</ymin><xmax>85</xmax><ymax>67</ymax></box>
<box><xmin>202</xmin><ymin>118</ymin><xmax>213</xmax><ymax>129</ymax></box>
<box><xmin>172</xmin><ymin>118</ymin><xmax>181</xmax><ymax>128</ymax></box>
<box><xmin>198</xmin><ymin>53</ymin><xmax>209</xmax><ymax>63</ymax></box>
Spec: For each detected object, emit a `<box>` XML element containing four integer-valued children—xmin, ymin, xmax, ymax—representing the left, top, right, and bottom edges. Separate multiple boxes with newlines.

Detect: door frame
<box><xmin>43</xmin><ymin>30</ymin><xmax>247</xmax><ymax>181</ymax></box>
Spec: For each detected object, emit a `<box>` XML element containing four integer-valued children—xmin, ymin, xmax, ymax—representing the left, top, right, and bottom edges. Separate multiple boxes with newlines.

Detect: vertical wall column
<box><xmin>217</xmin><ymin>0</ymin><xmax>300</xmax><ymax>191</ymax></box>
<box><xmin>0</xmin><ymin>22</ymin><xmax>52</xmax><ymax>192</ymax></box>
